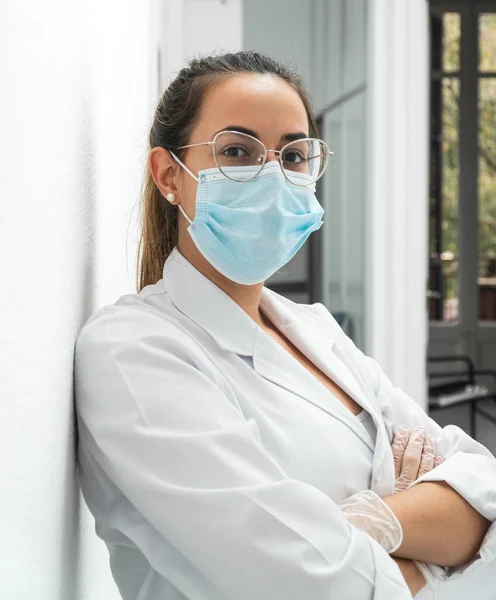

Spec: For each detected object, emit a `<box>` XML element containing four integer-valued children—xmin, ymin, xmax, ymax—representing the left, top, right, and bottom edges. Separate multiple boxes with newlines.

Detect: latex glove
<box><xmin>392</xmin><ymin>426</ymin><xmax>444</xmax><ymax>492</ymax></box>
<box><xmin>340</xmin><ymin>489</ymin><xmax>403</xmax><ymax>553</ymax></box>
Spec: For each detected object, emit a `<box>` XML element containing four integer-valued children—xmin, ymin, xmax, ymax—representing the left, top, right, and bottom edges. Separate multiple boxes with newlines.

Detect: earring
<box><xmin>166</xmin><ymin>192</ymin><xmax>176</xmax><ymax>203</ymax></box>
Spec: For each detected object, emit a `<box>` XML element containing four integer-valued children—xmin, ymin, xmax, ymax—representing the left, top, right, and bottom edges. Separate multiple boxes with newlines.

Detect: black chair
<box><xmin>427</xmin><ymin>355</ymin><xmax>496</xmax><ymax>439</ymax></box>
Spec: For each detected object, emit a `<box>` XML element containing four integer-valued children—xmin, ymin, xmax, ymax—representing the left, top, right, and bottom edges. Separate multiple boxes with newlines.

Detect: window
<box><xmin>429</xmin><ymin>12</ymin><xmax>461</xmax><ymax>321</ymax></box>
<box><xmin>478</xmin><ymin>14</ymin><xmax>496</xmax><ymax>320</ymax></box>
<box><xmin>429</xmin><ymin>4</ymin><xmax>496</xmax><ymax>322</ymax></box>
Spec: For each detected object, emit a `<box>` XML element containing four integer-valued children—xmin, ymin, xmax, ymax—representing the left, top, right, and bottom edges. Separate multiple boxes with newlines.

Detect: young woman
<box><xmin>74</xmin><ymin>51</ymin><xmax>496</xmax><ymax>599</ymax></box>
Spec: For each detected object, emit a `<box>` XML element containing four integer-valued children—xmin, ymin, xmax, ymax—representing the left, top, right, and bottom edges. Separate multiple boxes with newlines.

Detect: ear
<box><xmin>149</xmin><ymin>147</ymin><xmax>180</xmax><ymax>204</ymax></box>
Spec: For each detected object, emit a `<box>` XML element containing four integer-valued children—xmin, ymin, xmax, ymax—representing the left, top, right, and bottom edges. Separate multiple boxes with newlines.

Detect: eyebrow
<box><xmin>215</xmin><ymin>125</ymin><xmax>309</xmax><ymax>144</ymax></box>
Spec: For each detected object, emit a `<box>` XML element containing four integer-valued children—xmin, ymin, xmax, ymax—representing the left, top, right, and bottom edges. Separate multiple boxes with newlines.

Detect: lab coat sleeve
<box><xmin>74</xmin><ymin>303</ymin><xmax>413</xmax><ymax>600</ymax></box>
<box><xmin>325</xmin><ymin>309</ymin><xmax>496</xmax><ymax>583</ymax></box>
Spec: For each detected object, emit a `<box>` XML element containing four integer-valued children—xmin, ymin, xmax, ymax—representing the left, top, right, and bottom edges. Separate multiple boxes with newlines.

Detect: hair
<box><xmin>136</xmin><ymin>50</ymin><xmax>319</xmax><ymax>292</ymax></box>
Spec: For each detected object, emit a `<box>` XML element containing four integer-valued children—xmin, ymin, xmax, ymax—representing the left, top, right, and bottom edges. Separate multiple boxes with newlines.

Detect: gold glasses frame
<box><xmin>174</xmin><ymin>129</ymin><xmax>334</xmax><ymax>187</ymax></box>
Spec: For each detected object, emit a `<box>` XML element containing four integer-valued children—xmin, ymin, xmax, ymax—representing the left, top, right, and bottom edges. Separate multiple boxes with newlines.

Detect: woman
<box><xmin>74</xmin><ymin>52</ymin><xmax>496</xmax><ymax>599</ymax></box>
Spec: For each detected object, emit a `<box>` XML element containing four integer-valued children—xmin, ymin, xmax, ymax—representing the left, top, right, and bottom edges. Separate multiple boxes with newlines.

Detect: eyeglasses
<box><xmin>173</xmin><ymin>130</ymin><xmax>333</xmax><ymax>187</ymax></box>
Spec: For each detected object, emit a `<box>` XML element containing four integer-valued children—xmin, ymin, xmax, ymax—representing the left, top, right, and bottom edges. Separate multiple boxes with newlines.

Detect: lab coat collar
<box><xmin>162</xmin><ymin>248</ymin><xmax>258</xmax><ymax>356</ymax></box>
<box><xmin>162</xmin><ymin>248</ymin><xmax>340</xmax><ymax>358</ymax></box>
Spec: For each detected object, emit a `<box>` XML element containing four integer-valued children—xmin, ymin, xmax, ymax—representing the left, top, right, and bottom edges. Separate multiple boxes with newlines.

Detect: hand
<box><xmin>392</xmin><ymin>426</ymin><xmax>444</xmax><ymax>492</ymax></box>
<box><xmin>339</xmin><ymin>489</ymin><xmax>403</xmax><ymax>553</ymax></box>
<box><xmin>392</xmin><ymin>557</ymin><xmax>427</xmax><ymax>597</ymax></box>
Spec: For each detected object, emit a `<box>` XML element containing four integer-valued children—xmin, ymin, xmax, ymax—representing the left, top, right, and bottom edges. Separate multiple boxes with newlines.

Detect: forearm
<box><xmin>384</xmin><ymin>481</ymin><xmax>491</xmax><ymax>567</ymax></box>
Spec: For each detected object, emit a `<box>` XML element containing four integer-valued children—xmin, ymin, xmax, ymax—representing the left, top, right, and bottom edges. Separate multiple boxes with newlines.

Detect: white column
<box><xmin>366</xmin><ymin>0</ymin><xmax>430</xmax><ymax>407</ymax></box>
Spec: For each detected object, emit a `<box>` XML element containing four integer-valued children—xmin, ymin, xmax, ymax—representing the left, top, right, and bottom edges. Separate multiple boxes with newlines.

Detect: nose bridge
<box><xmin>263</xmin><ymin>151</ymin><xmax>282</xmax><ymax>171</ymax></box>
<box><xmin>265</xmin><ymin>148</ymin><xmax>281</xmax><ymax>163</ymax></box>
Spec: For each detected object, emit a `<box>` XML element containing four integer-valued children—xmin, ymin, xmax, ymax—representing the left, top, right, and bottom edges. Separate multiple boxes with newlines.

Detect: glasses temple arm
<box><xmin>169</xmin><ymin>151</ymin><xmax>200</xmax><ymax>182</ymax></box>
<box><xmin>176</xmin><ymin>141</ymin><xmax>215</xmax><ymax>150</ymax></box>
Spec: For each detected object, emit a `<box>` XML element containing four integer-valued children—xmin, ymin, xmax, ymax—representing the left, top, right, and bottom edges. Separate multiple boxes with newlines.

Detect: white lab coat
<box><xmin>75</xmin><ymin>248</ymin><xmax>496</xmax><ymax>600</ymax></box>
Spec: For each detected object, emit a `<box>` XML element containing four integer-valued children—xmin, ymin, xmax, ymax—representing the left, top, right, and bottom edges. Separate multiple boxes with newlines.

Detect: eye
<box><xmin>221</xmin><ymin>145</ymin><xmax>249</xmax><ymax>158</ymax></box>
<box><xmin>282</xmin><ymin>149</ymin><xmax>306</xmax><ymax>165</ymax></box>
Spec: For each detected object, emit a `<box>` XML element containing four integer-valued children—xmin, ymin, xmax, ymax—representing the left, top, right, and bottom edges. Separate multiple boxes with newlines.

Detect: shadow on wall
<box><xmin>61</xmin><ymin>74</ymin><xmax>97</xmax><ymax>600</ymax></box>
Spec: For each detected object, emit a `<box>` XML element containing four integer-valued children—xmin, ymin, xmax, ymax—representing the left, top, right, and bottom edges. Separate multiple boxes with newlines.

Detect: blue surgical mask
<box><xmin>170</xmin><ymin>157</ymin><xmax>324</xmax><ymax>285</ymax></box>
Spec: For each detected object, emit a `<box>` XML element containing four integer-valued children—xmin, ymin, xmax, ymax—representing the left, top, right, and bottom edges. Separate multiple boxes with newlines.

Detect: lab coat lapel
<box><xmin>255</xmin><ymin>291</ymin><xmax>376</xmax><ymax>451</ymax></box>
<box><xmin>282</xmin><ymin>314</ymin><xmax>395</xmax><ymax>496</ymax></box>
<box><xmin>162</xmin><ymin>248</ymin><xmax>258</xmax><ymax>356</ymax></box>
<box><xmin>332</xmin><ymin>343</ymin><xmax>396</xmax><ymax>496</ymax></box>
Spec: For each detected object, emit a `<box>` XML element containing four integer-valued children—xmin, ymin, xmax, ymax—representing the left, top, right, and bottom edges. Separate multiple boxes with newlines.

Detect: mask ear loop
<box><xmin>177</xmin><ymin>203</ymin><xmax>192</xmax><ymax>225</ymax></box>
<box><xmin>169</xmin><ymin>151</ymin><xmax>197</xmax><ymax>225</ymax></box>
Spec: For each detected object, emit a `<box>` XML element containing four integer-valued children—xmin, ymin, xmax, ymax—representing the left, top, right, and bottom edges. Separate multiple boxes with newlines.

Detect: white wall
<box><xmin>0</xmin><ymin>1</ymin><xmax>159</xmax><ymax>598</ymax></box>
<box><xmin>0</xmin><ymin>1</ymin><xmax>243</xmax><ymax>598</ymax></box>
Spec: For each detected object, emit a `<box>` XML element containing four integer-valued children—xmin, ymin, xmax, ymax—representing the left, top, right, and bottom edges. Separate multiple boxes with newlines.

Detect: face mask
<box><xmin>170</xmin><ymin>157</ymin><xmax>325</xmax><ymax>285</ymax></box>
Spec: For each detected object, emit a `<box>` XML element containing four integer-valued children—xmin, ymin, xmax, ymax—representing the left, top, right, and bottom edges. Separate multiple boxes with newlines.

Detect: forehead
<box><xmin>192</xmin><ymin>74</ymin><xmax>309</xmax><ymax>142</ymax></box>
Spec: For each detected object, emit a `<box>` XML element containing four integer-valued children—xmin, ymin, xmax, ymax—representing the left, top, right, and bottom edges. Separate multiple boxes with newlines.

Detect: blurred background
<box><xmin>0</xmin><ymin>0</ymin><xmax>495</xmax><ymax>598</ymax></box>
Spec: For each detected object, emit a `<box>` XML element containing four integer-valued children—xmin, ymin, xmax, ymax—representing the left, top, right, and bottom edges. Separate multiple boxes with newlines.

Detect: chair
<box><xmin>427</xmin><ymin>355</ymin><xmax>496</xmax><ymax>439</ymax></box>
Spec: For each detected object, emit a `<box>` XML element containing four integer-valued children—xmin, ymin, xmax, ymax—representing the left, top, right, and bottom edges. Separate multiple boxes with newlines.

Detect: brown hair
<box><xmin>136</xmin><ymin>51</ymin><xmax>318</xmax><ymax>292</ymax></box>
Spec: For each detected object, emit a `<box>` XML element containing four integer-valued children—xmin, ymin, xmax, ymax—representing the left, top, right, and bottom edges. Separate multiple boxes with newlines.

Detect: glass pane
<box><xmin>321</xmin><ymin>92</ymin><xmax>367</xmax><ymax>349</ymax></box>
<box><xmin>443</xmin><ymin>13</ymin><xmax>461</xmax><ymax>73</ymax></box>
<box><xmin>478</xmin><ymin>78</ymin><xmax>496</xmax><ymax>321</ymax></box>
<box><xmin>479</xmin><ymin>13</ymin><xmax>496</xmax><ymax>73</ymax></box>
<box><xmin>441</xmin><ymin>77</ymin><xmax>460</xmax><ymax>322</ymax></box>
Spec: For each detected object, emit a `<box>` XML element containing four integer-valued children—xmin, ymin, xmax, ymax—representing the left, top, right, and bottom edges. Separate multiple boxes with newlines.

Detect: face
<box><xmin>149</xmin><ymin>73</ymin><xmax>310</xmax><ymax>284</ymax></box>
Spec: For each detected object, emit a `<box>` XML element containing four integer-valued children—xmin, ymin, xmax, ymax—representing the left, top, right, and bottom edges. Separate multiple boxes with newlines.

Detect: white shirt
<box><xmin>75</xmin><ymin>248</ymin><xmax>496</xmax><ymax>600</ymax></box>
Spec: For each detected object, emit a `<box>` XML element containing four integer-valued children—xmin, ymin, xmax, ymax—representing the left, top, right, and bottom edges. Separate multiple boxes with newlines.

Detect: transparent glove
<box><xmin>392</xmin><ymin>426</ymin><xmax>444</xmax><ymax>492</ymax></box>
<box><xmin>340</xmin><ymin>489</ymin><xmax>403</xmax><ymax>553</ymax></box>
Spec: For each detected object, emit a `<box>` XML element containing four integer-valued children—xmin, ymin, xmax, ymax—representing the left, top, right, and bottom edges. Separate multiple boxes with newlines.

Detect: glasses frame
<box><xmin>176</xmin><ymin>129</ymin><xmax>333</xmax><ymax>187</ymax></box>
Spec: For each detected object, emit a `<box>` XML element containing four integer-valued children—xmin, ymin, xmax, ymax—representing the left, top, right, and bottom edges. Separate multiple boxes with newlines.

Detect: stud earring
<box><xmin>166</xmin><ymin>192</ymin><xmax>176</xmax><ymax>203</ymax></box>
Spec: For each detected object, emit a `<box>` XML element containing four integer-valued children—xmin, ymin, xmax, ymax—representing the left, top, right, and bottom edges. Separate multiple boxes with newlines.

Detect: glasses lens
<box><xmin>280</xmin><ymin>139</ymin><xmax>329</xmax><ymax>186</ymax></box>
<box><xmin>214</xmin><ymin>131</ymin><xmax>266</xmax><ymax>181</ymax></box>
